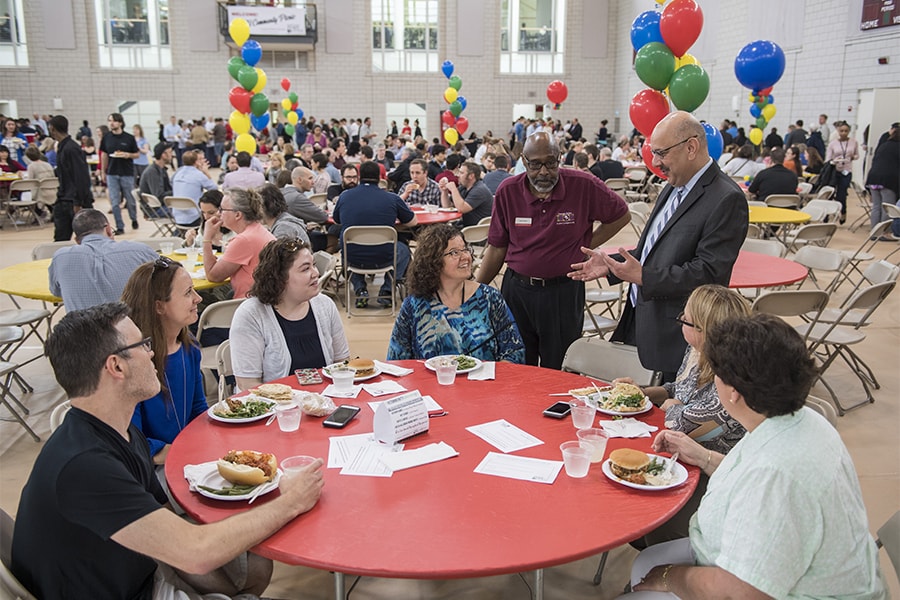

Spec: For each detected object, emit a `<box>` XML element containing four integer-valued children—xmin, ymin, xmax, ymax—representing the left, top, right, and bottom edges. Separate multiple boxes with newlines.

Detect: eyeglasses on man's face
<box><xmin>650</xmin><ymin>136</ymin><xmax>698</xmax><ymax>159</ymax></box>
<box><xmin>218</xmin><ymin>207</ymin><xmax>240</xmax><ymax>214</ymax></box>
<box><xmin>674</xmin><ymin>312</ymin><xmax>701</xmax><ymax>331</ymax></box>
<box><xmin>112</xmin><ymin>336</ymin><xmax>153</xmax><ymax>356</ymax></box>
<box><xmin>443</xmin><ymin>246</ymin><xmax>474</xmax><ymax>259</ymax></box>
<box><xmin>522</xmin><ymin>156</ymin><xmax>560</xmax><ymax>172</ymax></box>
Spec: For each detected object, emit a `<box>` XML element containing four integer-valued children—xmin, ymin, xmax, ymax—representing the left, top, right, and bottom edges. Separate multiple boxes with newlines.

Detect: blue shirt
<box><xmin>171</xmin><ymin>165</ymin><xmax>216</xmax><ymax>223</ymax></box>
<box><xmin>332</xmin><ymin>183</ymin><xmax>414</xmax><ymax>265</ymax></box>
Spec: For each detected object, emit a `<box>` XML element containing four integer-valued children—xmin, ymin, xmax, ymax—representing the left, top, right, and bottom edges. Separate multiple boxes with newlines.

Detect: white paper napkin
<box><xmin>378</xmin><ymin>442</ymin><xmax>459</xmax><ymax>472</ymax></box>
<box><xmin>374</xmin><ymin>360</ymin><xmax>414</xmax><ymax>377</ymax></box>
<box><xmin>361</xmin><ymin>380</ymin><xmax>407</xmax><ymax>397</ymax></box>
<box><xmin>322</xmin><ymin>384</ymin><xmax>362</xmax><ymax>398</ymax></box>
<box><xmin>188</xmin><ymin>268</ymin><xmax>207</xmax><ymax>280</ymax></box>
<box><xmin>183</xmin><ymin>461</ymin><xmax>217</xmax><ymax>491</ymax></box>
<box><xmin>598</xmin><ymin>418</ymin><xmax>659</xmax><ymax>438</ymax></box>
<box><xmin>467</xmin><ymin>361</ymin><xmax>496</xmax><ymax>380</ymax></box>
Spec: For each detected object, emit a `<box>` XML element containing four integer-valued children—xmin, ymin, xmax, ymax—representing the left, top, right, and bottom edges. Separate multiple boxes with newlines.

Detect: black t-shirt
<box><xmin>11</xmin><ymin>408</ymin><xmax>167</xmax><ymax>600</ymax></box>
<box><xmin>591</xmin><ymin>159</ymin><xmax>625</xmax><ymax>181</ymax></box>
<box><xmin>748</xmin><ymin>164</ymin><xmax>799</xmax><ymax>201</ymax></box>
<box><xmin>274</xmin><ymin>307</ymin><xmax>327</xmax><ymax>370</ymax></box>
<box><xmin>100</xmin><ymin>131</ymin><xmax>139</xmax><ymax>176</ymax></box>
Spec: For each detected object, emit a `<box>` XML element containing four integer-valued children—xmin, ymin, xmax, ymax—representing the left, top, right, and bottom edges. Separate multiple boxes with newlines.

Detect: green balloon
<box><xmin>283</xmin><ymin>108</ymin><xmax>290</xmax><ymax>117</ymax></box>
<box><xmin>237</xmin><ymin>66</ymin><xmax>258</xmax><ymax>91</ymax></box>
<box><xmin>449</xmin><ymin>100</ymin><xmax>463</xmax><ymax>118</ymax></box>
<box><xmin>448</xmin><ymin>75</ymin><xmax>462</xmax><ymax>91</ymax></box>
<box><xmin>284</xmin><ymin>123</ymin><xmax>295</xmax><ymax>136</ymax></box>
<box><xmin>250</xmin><ymin>93</ymin><xmax>269</xmax><ymax>117</ymax></box>
<box><xmin>634</xmin><ymin>42</ymin><xmax>675</xmax><ymax>92</ymax></box>
<box><xmin>667</xmin><ymin>64</ymin><xmax>709</xmax><ymax>113</ymax></box>
<box><xmin>227</xmin><ymin>56</ymin><xmax>245</xmax><ymax>81</ymax></box>
<box><xmin>288</xmin><ymin>91</ymin><xmax>299</xmax><ymax>105</ymax></box>
<box><xmin>756</xmin><ymin>116</ymin><xmax>768</xmax><ymax>129</ymax></box>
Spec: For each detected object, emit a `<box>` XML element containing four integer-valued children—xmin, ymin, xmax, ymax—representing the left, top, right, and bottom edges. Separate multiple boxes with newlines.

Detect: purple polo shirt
<box><xmin>488</xmin><ymin>169</ymin><xmax>628</xmax><ymax>279</ymax></box>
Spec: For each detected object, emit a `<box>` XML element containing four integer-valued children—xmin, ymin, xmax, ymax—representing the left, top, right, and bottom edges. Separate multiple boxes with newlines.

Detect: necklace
<box><xmin>164</xmin><ymin>344</ymin><xmax>189</xmax><ymax>432</ymax></box>
<box><xmin>436</xmin><ymin>282</ymin><xmax>466</xmax><ymax>309</ymax></box>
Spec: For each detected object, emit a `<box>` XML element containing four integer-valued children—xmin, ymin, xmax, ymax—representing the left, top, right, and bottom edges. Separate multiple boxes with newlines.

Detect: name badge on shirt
<box><xmin>515</xmin><ymin>217</ymin><xmax>532</xmax><ymax>227</ymax></box>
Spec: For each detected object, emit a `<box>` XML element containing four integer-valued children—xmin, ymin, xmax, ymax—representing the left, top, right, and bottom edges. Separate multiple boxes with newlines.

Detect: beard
<box><xmin>527</xmin><ymin>172</ymin><xmax>558</xmax><ymax>194</ymax></box>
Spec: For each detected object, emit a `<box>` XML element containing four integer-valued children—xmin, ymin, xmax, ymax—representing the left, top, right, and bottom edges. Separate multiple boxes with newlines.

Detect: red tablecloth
<box><xmin>411</xmin><ymin>209</ymin><xmax>462</xmax><ymax>225</ymax></box>
<box><xmin>166</xmin><ymin>362</ymin><xmax>698</xmax><ymax>579</ymax></box>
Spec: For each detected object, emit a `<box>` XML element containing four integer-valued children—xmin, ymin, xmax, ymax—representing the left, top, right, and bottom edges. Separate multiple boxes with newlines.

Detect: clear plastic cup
<box><xmin>331</xmin><ymin>366</ymin><xmax>355</xmax><ymax>392</ymax></box>
<box><xmin>425</xmin><ymin>204</ymin><xmax>439</xmax><ymax>214</ymax></box>
<box><xmin>576</xmin><ymin>428</ymin><xmax>609</xmax><ymax>463</ymax></box>
<box><xmin>281</xmin><ymin>455</ymin><xmax>316</xmax><ymax>476</ymax></box>
<box><xmin>435</xmin><ymin>357</ymin><xmax>458</xmax><ymax>385</ymax></box>
<box><xmin>275</xmin><ymin>403</ymin><xmax>302</xmax><ymax>432</ymax></box>
<box><xmin>183</xmin><ymin>248</ymin><xmax>199</xmax><ymax>270</ymax></box>
<box><xmin>570</xmin><ymin>402</ymin><xmax>596</xmax><ymax>430</ymax></box>
<box><xmin>159</xmin><ymin>242</ymin><xmax>174</xmax><ymax>255</ymax></box>
<box><xmin>560</xmin><ymin>441</ymin><xmax>591</xmax><ymax>478</ymax></box>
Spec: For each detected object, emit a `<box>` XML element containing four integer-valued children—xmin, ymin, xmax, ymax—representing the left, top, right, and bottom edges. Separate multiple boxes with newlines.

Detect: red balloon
<box><xmin>441</xmin><ymin>110</ymin><xmax>456</xmax><ymax>127</ymax></box>
<box><xmin>758</xmin><ymin>86</ymin><xmax>773</xmax><ymax>96</ymax></box>
<box><xmin>456</xmin><ymin>116</ymin><xmax>469</xmax><ymax>135</ymax></box>
<box><xmin>641</xmin><ymin>138</ymin><xmax>668</xmax><ymax>180</ymax></box>
<box><xmin>629</xmin><ymin>89</ymin><xmax>670</xmax><ymax>138</ymax></box>
<box><xmin>660</xmin><ymin>0</ymin><xmax>703</xmax><ymax>58</ymax></box>
<box><xmin>228</xmin><ymin>86</ymin><xmax>253</xmax><ymax>114</ymax></box>
<box><xmin>281</xmin><ymin>77</ymin><xmax>291</xmax><ymax>92</ymax></box>
<box><xmin>546</xmin><ymin>80</ymin><xmax>568</xmax><ymax>105</ymax></box>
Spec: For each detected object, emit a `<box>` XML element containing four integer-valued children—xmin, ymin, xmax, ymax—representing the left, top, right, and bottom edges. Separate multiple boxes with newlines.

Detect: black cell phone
<box><xmin>543</xmin><ymin>401</ymin><xmax>572</xmax><ymax>419</ymax></box>
<box><xmin>323</xmin><ymin>405</ymin><xmax>361</xmax><ymax>428</ymax></box>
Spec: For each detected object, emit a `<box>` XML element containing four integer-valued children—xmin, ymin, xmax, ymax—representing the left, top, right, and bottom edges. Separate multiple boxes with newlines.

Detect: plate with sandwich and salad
<box><xmin>423</xmin><ymin>354</ymin><xmax>483</xmax><ymax>374</ymax></box>
<box><xmin>568</xmin><ymin>382</ymin><xmax>652</xmax><ymax>416</ymax></box>
<box><xmin>323</xmin><ymin>358</ymin><xmax>382</xmax><ymax>382</ymax></box>
<box><xmin>195</xmin><ymin>450</ymin><xmax>283</xmax><ymax>501</ymax></box>
<box><xmin>601</xmin><ymin>448</ymin><xmax>687</xmax><ymax>491</ymax></box>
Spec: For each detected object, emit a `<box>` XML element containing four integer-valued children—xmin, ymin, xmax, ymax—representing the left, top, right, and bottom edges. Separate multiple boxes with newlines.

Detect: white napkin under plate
<box><xmin>378</xmin><ymin>442</ymin><xmax>459</xmax><ymax>472</ymax></box>
<box><xmin>598</xmin><ymin>418</ymin><xmax>659</xmax><ymax>438</ymax></box>
<box><xmin>467</xmin><ymin>361</ymin><xmax>496</xmax><ymax>380</ymax></box>
<box><xmin>183</xmin><ymin>461</ymin><xmax>217</xmax><ymax>491</ymax></box>
<box><xmin>322</xmin><ymin>384</ymin><xmax>362</xmax><ymax>398</ymax></box>
<box><xmin>373</xmin><ymin>360</ymin><xmax>414</xmax><ymax>377</ymax></box>
<box><xmin>361</xmin><ymin>380</ymin><xmax>407</xmax><ymax>397</ymax></box>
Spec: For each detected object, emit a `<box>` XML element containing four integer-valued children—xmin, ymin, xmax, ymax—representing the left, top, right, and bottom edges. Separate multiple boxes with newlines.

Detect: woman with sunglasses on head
<box><xmin>387</xmin><ymin>224</ymin><xmax>525</xmax><ymax>363</ymax></box>
<box><xmin>121</xmin><ymin>257</ymin><xmax>206</xmax><ymax>466</ymax></box>
<box><xmin>230</xmin><ymin>238</ymin><xmax>349</xmax><ymax>390</ymax></box>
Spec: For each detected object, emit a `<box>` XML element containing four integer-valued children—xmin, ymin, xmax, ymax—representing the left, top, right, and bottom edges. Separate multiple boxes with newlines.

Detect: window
<box><xmin>500</xmin><ymin>0</ymin><xmax>566</xmax><ymax>74</ymax></box>
<box><xmin>372</xmin><ymin>0</ymin><xmax>438</xmax><ymax>73</ymax></box>
<box><xmin>95</xmin><ymin>0</ymin><xmax>171</xmax><ymax>69</ymax></box>
<box><xmin>0</xmin><ymin>0</ymin><xmax>28</xmax><ymax>67</ymax></box>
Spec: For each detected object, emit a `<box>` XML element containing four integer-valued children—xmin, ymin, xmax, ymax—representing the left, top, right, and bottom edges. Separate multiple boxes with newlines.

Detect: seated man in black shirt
<box><xmin>11</xmin><ymin>303</ymin><xmax>325</xmax><ymax>600</ymax></box>
<box><xmin>747</xmin><ymin>147</ymin><xmax>799</xmax><ymax>202</ymax></box>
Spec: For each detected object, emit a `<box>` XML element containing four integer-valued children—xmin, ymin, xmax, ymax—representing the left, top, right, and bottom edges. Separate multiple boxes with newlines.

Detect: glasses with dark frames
<box><xmin>650</xmin><ymin>136</ymin><xmax>698</xmax><ymax>159</ymax></box>
<box><xmin>443</xmin><ymin>246</ymin><xmax>474</xmax><ymax>259</ymax></box>
<box><xmin>521</xmin><ymin>156</ymin><xmax>560</xmax><ymax>171</ymax></box>
<box><xmin>111</xmin><ymin>336</ymin><xmax>153</xmax><ymax>356</ymax></box>
<box><xmin>674</xmin><ymin>312</ymin><xmax>701</xmax><ymax>331</ymax></box>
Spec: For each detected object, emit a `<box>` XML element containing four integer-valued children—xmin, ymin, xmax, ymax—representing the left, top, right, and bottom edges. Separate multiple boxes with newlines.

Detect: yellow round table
<box><xmin>0</xmin><ymin>257</ymin><xmax>226</xmax><ymax>303</ymax></box>
<box><xmin>748</xmin><ymin>206</ymin><xmax>811</xmax><ymax>225</ymax></box>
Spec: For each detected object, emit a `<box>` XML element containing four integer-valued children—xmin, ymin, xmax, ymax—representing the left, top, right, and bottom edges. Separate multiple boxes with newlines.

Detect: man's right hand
<box><xmin>278</xmin><ymin>458</ymin><xmax>325</xmax><ymax>515</ymax></box>
<box><xmin>568</xmin><ymin>246</ymin><xmax>610</xmax><ymax>281</ymax></box>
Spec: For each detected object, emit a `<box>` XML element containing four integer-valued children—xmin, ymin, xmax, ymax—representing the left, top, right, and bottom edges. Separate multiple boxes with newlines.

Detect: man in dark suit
<box><xmin>569</xmin><ymin>111</ymin><xmax>748</xmax><ymax>379</ymax></box>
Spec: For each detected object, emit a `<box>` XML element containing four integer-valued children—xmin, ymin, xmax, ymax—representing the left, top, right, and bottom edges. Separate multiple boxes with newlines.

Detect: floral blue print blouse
<box><xmin>387</xmin><ymin>284</ymin><xmax>525</xmax><ymax>363</ymax></box>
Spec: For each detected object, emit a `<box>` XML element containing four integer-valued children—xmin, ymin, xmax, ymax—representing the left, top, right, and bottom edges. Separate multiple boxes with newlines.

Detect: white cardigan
<box><xmin>230</xmin><ymin>294</ymin><xmax>350</xmax><ymax>383</ymax></box>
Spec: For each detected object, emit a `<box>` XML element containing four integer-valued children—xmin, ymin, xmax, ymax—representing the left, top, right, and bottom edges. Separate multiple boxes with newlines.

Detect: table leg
<box><xmin>333</xmin><ymin>571</ymin><xmax>346</xmax><ymax>600</ymax></box>
<box><xmin>533</xmin><ymin>568</ymin><xmax>544</xmax><ymax>600</ymax></box>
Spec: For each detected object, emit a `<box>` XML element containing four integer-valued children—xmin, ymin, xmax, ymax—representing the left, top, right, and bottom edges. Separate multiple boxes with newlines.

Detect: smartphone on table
<box><xmin>323</xmin><ymin>405</ymin><xmax>361</xmax><ymax>428</ymax></box>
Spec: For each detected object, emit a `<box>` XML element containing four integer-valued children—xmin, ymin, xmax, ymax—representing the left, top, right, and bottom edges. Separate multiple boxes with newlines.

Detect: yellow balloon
<box><xmin>656</xmin><ymin>0</ymin><xmax>666</xmax><ymax>4</ymax></box>
<box><xmin>252</xmin><ymin>68</ymin><xmax>267</xmax><ymax>94</ymax></box>
<box><xmin>762</xmin><ymin>104</ymin><xmax>777</xmax><ymax>121</ymax></box>
<box><xmin>748</xmin><ymin>93</ymin><xmax>755</xmax><ymax>103</ymax></box>
<box><xmin>287</xmin><ymin>111</ymin><xmax>298</xmax><ymax>125</ymax></box>
<box><xmin>229</xmin><ymin>110</ymin><xmax>250</xmax><ymax>135</ymax></box>
<box><xmin>749</xmin><ymin>128</ymin><xmax>763</xmax><ymax>145</ymax></box>
<box><xmin>444</xmin><ymin>127</ymin><xmax>459</xmax><ymax>145</ymax></box>
<box><xmin>235</xmin><ymin>133</ymin><xmax>257</xmax><ymax>155</ymax></box>
<box><xmin>676</xmin><ymin>53</ymin><xmax>698</xmax><ymax>69</ymax></box>
<box><xmin>229</xmin><ymin>18</ymin><xmax>250</xmax><ymax>47</ymax></box>
<box><xmin>281</xmin><ymin>98</ymin><xmax>292</xmax><ymax>111</ymax></box>
<box><xmin>444</xmin><ymin>87</ymin><xmax>458</xmax><ymax>104</ymax></box>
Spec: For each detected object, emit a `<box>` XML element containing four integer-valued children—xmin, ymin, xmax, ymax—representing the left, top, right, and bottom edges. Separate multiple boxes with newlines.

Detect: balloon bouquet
<box><xmin>628</xmin><ymin>0</ymin><xmax>719</xmax><ymax>178</ymax></box>
<box><xmin>279</xmin><ymin>78</ymin><xmax>304</xmax><ymax>140</ymax></box>
<box><xmin>733</xmin><ymin>41</ymin><xmax>786</xmax><ymax>147</ymax></box>
<box><xmin>440</xmin><ymin>61</ymin><xmax>469</xmax><ymax>146</ymax></box>
<box><xmin>226</xmin><ymin>18</ymin><xmax>269</xmax><ymax>155</ymax></box>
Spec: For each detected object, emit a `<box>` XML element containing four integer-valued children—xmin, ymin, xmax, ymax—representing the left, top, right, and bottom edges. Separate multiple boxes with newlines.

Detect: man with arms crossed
<box><xmin>100</xmin><ymin>112</ymin><xmax>140</xmax><ymax>234</ymax></box>
<box><xmin>11</xmin><ymin>303</ymin><xmax>324</xmax><ymax>600</ymax></box>
<box><xmin>476</xmin><ymin>131</ymin><xmax>630</xmax><ymax>369</ymax></box>
<box><xmin>570</xmin><ymin>111</ymin><xmax>748</xmax><ymax>380</ymax></box>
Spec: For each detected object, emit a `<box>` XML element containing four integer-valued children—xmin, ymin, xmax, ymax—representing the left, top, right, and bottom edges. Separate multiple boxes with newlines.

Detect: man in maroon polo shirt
<box><xmin>476</xmin><ymin>132</ymin><xmax>630</xmax><ymax>369</ymax></box>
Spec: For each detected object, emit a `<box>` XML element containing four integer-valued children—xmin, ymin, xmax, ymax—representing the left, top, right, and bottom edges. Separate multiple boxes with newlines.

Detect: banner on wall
<box><xmin>226</xmin><ymin>6</ymin><xmax>307</xmax><ymax>36</ymax></box>
<box><xmin>860</xmin><ymin>0</ymin><xmax>900</xmax><ymax>30</ymax></box>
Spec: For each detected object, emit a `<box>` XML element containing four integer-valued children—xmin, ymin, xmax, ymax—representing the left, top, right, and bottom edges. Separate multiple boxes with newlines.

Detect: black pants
<box><xmin>52</xmin><ymin>201</ymin><xmax>75</xmax><ymax>241</ymax></box>
<box><xmin>500</xmin><ymin>271</ymin><xmax>584</xmax><ymax>370</ymax></box>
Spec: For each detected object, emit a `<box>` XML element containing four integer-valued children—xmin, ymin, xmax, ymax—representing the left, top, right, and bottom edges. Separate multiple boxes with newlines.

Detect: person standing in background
<box><xmin>825</xmin><ymin>121</ymin><xmax>859</xmax><ymax>224</ymax></box>
<box><xmin>99</xmin><ymin>113</ymin><xmax>140</xmax><ymax>234</ymax></box>
<box><xmin>48</xmin><ymin>115</ymin><xmax>93</xmax><ymax>241</ymax></box>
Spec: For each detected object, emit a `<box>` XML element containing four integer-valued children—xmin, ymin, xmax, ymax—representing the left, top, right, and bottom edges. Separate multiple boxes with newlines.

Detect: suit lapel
<box><xmin>643</xmin><ymin>163</ymin><xmax>718</xmax><ymax>259</ymax></box>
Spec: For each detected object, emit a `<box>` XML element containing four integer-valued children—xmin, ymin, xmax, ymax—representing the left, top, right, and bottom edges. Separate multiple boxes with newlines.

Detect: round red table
<box><xmin>165</xmin><ymin>362</ymin><xmax>698</xmax><ymax>596</ymax></box>
<box><xmin>410</xmin><ymin>208</ymin><xmax>462</xmax><ymax>225</ymax></box>
<box><xmin>730</xmin><ymin>250</ymin><xmax>808</xmax><ymax>288</ymax></box>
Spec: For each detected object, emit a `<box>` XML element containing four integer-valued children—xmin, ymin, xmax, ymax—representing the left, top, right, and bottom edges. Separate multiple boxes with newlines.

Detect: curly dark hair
<box><xmin>407</xmin><ymin>224</ymin><xmax>468</xmax><ymax>297</ymax></box>
<box><xmin>705</xmin><ymin>313</ymin><xmax>818</xmax><ymax>418</ymax></box>
<box><xmin>249</xmin><ymin>237</ymin><xmax>313</xmax><ymax>305</ymax></box>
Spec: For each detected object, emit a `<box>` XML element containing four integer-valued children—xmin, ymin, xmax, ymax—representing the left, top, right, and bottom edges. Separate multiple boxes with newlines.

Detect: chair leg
<box><xmin>814</xmin><ymin>347</ymin><xmax>875</xmax><ymax>415</ymax></box>
<box><xmin>0</xmin><ymin>373</ymin><xmax>40</xmax><ymax>442</ymax></box>
<box><xmin>592</xmin><ymin>551</ymin><xmax>609</xmax><ymax>585</ymax></box>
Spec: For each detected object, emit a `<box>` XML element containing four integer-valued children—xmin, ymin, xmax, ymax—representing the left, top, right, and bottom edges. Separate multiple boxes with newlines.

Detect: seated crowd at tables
<box><xmin>6</xmin><ymin>109</ymin><xmax>891</xmax><ymax>599</ymax></box>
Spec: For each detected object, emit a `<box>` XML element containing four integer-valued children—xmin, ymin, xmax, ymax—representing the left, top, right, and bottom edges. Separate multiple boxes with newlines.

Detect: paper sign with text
<box><xmin>373</xmin><ymin>390</ymin><xmax>429</xmax><ymax>445</ymax></box>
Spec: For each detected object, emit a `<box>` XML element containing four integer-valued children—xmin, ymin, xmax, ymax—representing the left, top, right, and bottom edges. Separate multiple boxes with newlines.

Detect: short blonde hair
<box><xmin>685</xmin><ymin>284</ymin><xmax>751</xmax><ymax>386</ymax></box>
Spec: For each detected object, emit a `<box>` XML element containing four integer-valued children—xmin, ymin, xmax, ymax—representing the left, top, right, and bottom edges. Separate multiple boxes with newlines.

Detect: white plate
<box><xmin>437</xmin><ymin>207</ymin><xmax>458</xmax><ymax>213</ymax></box>
<box><xmin>601</xmin><ymin>455</ymin><xmax>688</xmax><ymax>491</ymax></box>
<box><xmin>424</xmin><ymin>355</ymin><xmax>483</xmax><ymax>374</ymax></box>
<box><xmin>172</xmin><ymin>247</ymin><xmax>193</xmax><ymax>255</ymax></box>
<box><xmin>207</xmin><ymin>396</ymin><xmax>276</xmax><ymax>424</ymax></box>
<box><xmin>195</xmin><ymin>467</ymin><xmax>283</xmax><ymax>501</ymax></box>
<box><xmin>322</xmin><ymin>362</ymin><xmax>383</xmax><ymax>382</ymax></box>
<box><xmin>577</xmin><ymin>392</ymin><xmax>652</xmax><ymax>416</ymax></box>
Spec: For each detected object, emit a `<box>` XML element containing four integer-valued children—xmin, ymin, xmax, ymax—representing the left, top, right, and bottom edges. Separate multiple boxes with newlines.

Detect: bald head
<box><xmin>523</xmin><ymin>131</ymin><xmax>559</xmax><ymax>158</ymax></box>
<box><xmin>292</xmin><ymin>166</ymin><xmax>315</xmax><ymax>192</ymax></box>
<box><xmin>650</xmin><ymin>111</ymin><xmax>709</xmax><ymax>186</ymax></box>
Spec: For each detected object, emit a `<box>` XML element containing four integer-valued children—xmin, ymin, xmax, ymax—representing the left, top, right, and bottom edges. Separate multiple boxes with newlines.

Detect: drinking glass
<box><xmin>281</xmin><ymin>455</ymin><xmax>316</xmax><ymax>476</ymax></box>
<box><xmin>570</xmin><ymin>402</ymin><xmax>596</xmax><ymax>430</ymax></box>
<box><xmin>435</xmin><ymin>357</ymin><xmax>458</xmax><ymax>385</ymax></box>
<box><xmin>275</xmin><ymin>403</ymin><xmax>302</xmax><ymax>432</ymax></box>
<box><xmin>576</xmin><ymin>428</ymin><xmax>609</xmax><ymax>463</ymax></box>
<box><xmin>560</xmin><ymin>441</ymin><xmax>591</xmax><ymax>478</ymax></box>
<box><xmin>331</xmin><ymin>366</ymin><xmax>355</xmax><ymax>392</ymax></box>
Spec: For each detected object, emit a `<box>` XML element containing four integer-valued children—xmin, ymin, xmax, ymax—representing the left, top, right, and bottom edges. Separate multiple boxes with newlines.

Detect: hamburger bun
<box><xmin>347</xmin><ymin>358</ymin><xmax>375</xmax><ymax>377</ymax></box>
<box><xmin>608</xmin><ymin>448</ymin><xmax>650</xmax><ymax>483</ymax></box>
<box><xmin>217</xmin><ymin>450</ymin><xmax>278</xmax><ymax>486</ymax></box>
<box><xmin>255</xmin><ymin>383</ymin><xmax>293</xmax><ymax>403</ymax></box>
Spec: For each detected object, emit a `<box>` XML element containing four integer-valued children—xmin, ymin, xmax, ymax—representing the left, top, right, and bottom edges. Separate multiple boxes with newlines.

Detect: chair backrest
<box><xmin>142</xmin><ymin>192</ymin><xmax>164</xmax><ymax>208</ymax></box>
<box><xmin>313</xmin><ymin>250</ymin><xmax>336</xmax><ymax>288</ymax></box>
<box><xmin>49</xmin><ymin>400</ymin><xmax>72</xmax><ymax>433</ymax></box>
<box><xmin>216</xmin><ymin>340</ymin><xmax>234</xmax><ymax>404</ymax></box>
<box><xmin>876</xmin><ymin>511</ymin><xmax>900</xmax><ymax>581</ymax></box>
<box><xmin>764</xmin><ymin>194</ymin><xmax>801</xmax><ymax>209</ymax></box>
<box><xmin>752</xmin><ymin>289</ymin><xmax>830</xmax><ymax>342</ymax></box>
<box><xmin>883</xmin><ymin>203</ymin><xmax>900</xmax><ymax>219</ymax></box>
<box><xmin>477</xmin><ymin>216</ymin><xmax>491</xmax><ymax>226</ymax></box>
<box><xmin>863</xmin><ymin>260</ymin><xmax>900</xmax><ymax>286</ymax></box>
<box><xmin>164</xmin><ymin>196</ymin><xmax>198</xmax><ymax>211</ymax></box>
<box><xmin>604</xmin><ymin>178</ymin><xmax>629</xmax><ymax>192</ymax></box>
<box><xmin>791</xmin><ymin>222</ymin><xmax>838</xmax><ymax>246</ymax></box>
<box><xmin>562</xmin><ymin>338</ymin><xmax>655</xmax><ymax>385</ymax></box>
<box><xmin>792</xmin><ymin>246</ymin><xmax>847</xmax><ymax>293</ymax></box>
<box><xmin>461</xmin><ymin>224</ymin><xmax>490</xmax><ymax>245</ymax></box>
<box><xmin>747</xmin><ymin>200</ymin><xmax>767</xmax><ymax>207</ymax></box>
<box><xmin>8</xmin><ymin>180</ymin><xmax>39</xmax><ymax>196</ymax></box>
<box><xmin>132</xmin><ymin>237</ymin><xmax>182</xmax><ymax>252</ymax></box>
<box><xmin>801</xmin><ymin>205</ymin><xmax>826</xmax><ymax>223</ymax></box>
<box><xmin>796</xmin><ymin>181</ymin><xmax>813</xmax><ymax>195</ymax></box>
<box><xmin>745</xmin><ymin>223</ymin><xmax>762</xmax><ymax>239</ymax></box>
<box><xmin>343</xmin><ymin>226</ymin><xmax>398</xmax><ymax>257</ymax></box>
<box><xmin>36</xmin><ymin>177</ymin><xmax>59</xmax><ymax>206</ymax></box>
<box><xmin>629</xmin><ymin>209</ymin><xmax>649</xmax><ymax>237</ymax></box>
<box><xmin>836</xmin><ymin>281</ymin><xmax>896</xmax><ymax>330</ymax></box>
<box><xmin>1</xmin><ymin>508</ymin><xmax>37</xmax><ymax>600</ymax></box>
<box><xmin>31</xmin><ymin>241</ymin><xmax>76</xmax><ymax>261</ymax></box>
<box><xmin>628</xmin><ymin>201</ymin><xmax>651</xmax><ymax>217</ymax></box>
<box><xmin>196</xmin><ymin>298</ymin><xmax>245</xmax><ymax>335</ymax></box>
<box><xmin>805</xmin><ymin>395</ymin><xmax>837</xmax><ymax>427</ymax></box>
<box><xmin>741</xmin><ymin>238</ymin><xmax>786</xmax><ymax>257</ymax></box>
<box><xmin>308</xmin><ymin>193</ymin><xmax>328</xmax><ymax>210</ymax></box>
<box><xmin>804</xmin><ymin>199</ymin><xmax>842</xmax><ymax>219</ymax></box>
<box><xmin>815</xmin><ymin>185</ymin><xmax>835</xmax><ymax>200</ymax></box>
<box><xmin>625</xmin><ymin>169</ymin><xmax>646</xmax><ymax>183</ymax></box>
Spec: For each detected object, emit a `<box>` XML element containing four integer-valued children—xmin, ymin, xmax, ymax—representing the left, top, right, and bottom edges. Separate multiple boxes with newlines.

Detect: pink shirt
<box><xmin>825</xmin><ymin>138</ymin><xmax>859</xmax><ymax>173</ymax></box>
<box><xmin>221</xmin><ymin>222</ymin><xmax>275</xmax><ymax>298</ymax></box>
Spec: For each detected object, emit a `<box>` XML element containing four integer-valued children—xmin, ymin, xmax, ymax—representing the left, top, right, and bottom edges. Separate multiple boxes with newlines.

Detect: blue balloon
<box><xmin>702</xmin><ymin>122</ymin><xmax>723</xmax><ymax>161</ymax></box>
<box><xmin>457</xmin><ymin>95</ymin><xmax>467</xmax><ymax>111</ymax></box>
<box><xmin>766</xmin><ymin>94</ymin><xmax>774</xmax><ymax>105</ymax></box>
<box><xmin>295</xmin><ymin>108</ymin><xmax>304</xmax><ymax>120</ymax></box>
<box><xmin>630</xmin><ymin>10</ymin><xmax>663</xmax><ymax>53</ymax></box>
<box><xmin>441</xmin><ymin>60</ymin><xmax>454</xmax><ymax>79</ymax></box>
<box><xmin>241</xmin><ymin>40</ymin><xmax>262</xmax><ymax>67</ymax></box>
<box><xmin>250</xmin><ymin>113</ymin><xmax>269</xmax><ymax>132</ymax></box>
<box><xmin>749</xmin><ymin>104</ymin><xmax>762</xmax><ymax>118</ymax></box>
<box><xmin>734</xmin><ymin>40</ymin><xmax>786</xmax><ymax>91</ymax></box>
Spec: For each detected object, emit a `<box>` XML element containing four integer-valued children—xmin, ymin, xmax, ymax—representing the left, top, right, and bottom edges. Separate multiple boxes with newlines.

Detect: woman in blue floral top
<box><xmin>388</xmin><ymin>224</ymin><xmax>525</xmax><ymax>363</ymax></box>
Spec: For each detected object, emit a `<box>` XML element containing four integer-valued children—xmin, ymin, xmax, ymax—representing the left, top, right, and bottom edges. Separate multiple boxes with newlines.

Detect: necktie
<box><xmin>629</xmin><ymin>186</ymin><xmax>686</xmax><ymax>306</ymax></box>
